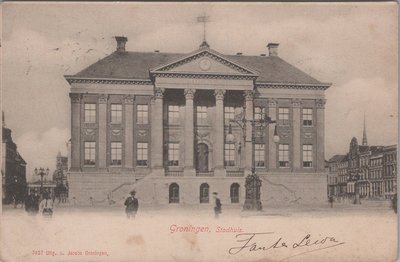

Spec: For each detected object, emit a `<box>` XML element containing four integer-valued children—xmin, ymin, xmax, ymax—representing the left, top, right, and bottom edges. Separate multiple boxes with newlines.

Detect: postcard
<box><xmin>1</xmin><ymin>2</ymin><xmax>398</xmax><ymax>262</ymax></box>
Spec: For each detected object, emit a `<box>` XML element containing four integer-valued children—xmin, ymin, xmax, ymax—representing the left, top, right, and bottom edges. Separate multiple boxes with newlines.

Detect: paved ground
<box><xmin>1</xmin><ymin>205</ymin><xmax>398</xmax><ymax>262</ymax></box>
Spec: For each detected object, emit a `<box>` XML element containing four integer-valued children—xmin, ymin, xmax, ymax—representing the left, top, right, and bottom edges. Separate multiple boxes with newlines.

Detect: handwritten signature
<box><xmin>229</xmin><ymin>232</ymin><xmax>345</xmax><ymax>261</ymax></box>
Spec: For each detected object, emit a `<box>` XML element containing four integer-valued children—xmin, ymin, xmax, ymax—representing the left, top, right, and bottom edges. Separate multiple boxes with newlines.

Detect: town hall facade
<box><xmin>65</xmin><ymin>37</ymin><xmax>331</xmax><ymax>206</ymax></box>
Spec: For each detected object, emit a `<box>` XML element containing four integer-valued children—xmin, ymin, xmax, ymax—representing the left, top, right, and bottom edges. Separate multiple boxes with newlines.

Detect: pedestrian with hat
<box><xmin>124</xmin><ymin>190</ymin><xmax>139</xmax><ymax>219</ymax></box>
<box><xmin>213</xmin><ymin>192</ymin><xmax>222</xmax><ymax>218</ymax></box>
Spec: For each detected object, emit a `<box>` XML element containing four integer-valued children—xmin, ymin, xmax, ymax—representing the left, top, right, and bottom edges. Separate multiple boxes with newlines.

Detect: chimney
<box><xmin>115</xmin><ymin>36</ymin><xmax>128</xmax><ymax>52</ymax></box>
<box><xmin>236</xmin><ymin>52</ymin><xmax>242</xmax><ymax>55</ymax></box>
<box><xmin>267</xmin><ymin>43</ymin><xmax>279</xmax><ymax>57</ymax></box>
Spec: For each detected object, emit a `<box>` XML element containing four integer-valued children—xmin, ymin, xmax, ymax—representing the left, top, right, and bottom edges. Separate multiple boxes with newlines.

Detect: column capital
<box><xmin>70</xmin><ymin>93</ymin><xmax>81</xmax><ymax>103</ymax></box>
<box><xmin>316</xmin><ymin>99</ymin><xmax>327</xmax><ymax>109</ymax></box>
<box><xmin>184</xmin><ymin>89</ymin><xmax>196</xmax><ymax>100</ymax></box>
<box><xmin>123</xmin><ymin>95</ymin><xmax>134</xmax><ymax>104</ymax></box>
<box><xmin>244</xmin><ymin>90</ymin><xmax>255</xmax><ymax>101</ymax></box>
<box><xmin>98</xmin><ymin>94</ymin><xmax>108</xmax><ymax>104</ymax></box>
<box><xmin>214</xmin><ymin>89</ymin><xmax>226</xmax><ymax>100</ymax></box>
<box><xmin>154</xmin><ymin>87</ymin><xmax>165</xmax><ymax>99</ymax></box>
<box><xmin>292</xmin><ymin>98</ymin><xmax>302</xmax><ymax>108</ymax></box>
<box><xmin>267</xmin><ymin>98</ymin><xmax>277</xmax><ymax>107</ymax></box>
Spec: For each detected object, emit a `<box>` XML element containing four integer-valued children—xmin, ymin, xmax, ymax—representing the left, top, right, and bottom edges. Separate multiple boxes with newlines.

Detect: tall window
<box><xmin>137</xmin><ymin>105</ymin><xmax>148</xmax><ymax>124</ymax></box>
<box><xmin>136</xmin><ymin>142</ymin><xmax>148</xmax><ymax>166</ymax></box>
<box><xmin>254</xmin><ymin>144</ymin><xmax>265</xmax><ymax>167</ymax></box>
<box><xmin>84</xmin><ymin>142</ymin><xmax>96</xmax><ymax>166</ymax></box>
<box><xmin>303</xmin><ymin>145</ymin><xmax>313</xmax><ymax>167</ymax></box>
<box><xmin>278</xmin><ymin>144</ymin><xmax>289</xmax><ymax>167</ymax></box>
<box><xmin>230</xmin><ymin>183</ymin><xmax>240</xmax><ymax>203</ymax></box>
<box><xmin>84</xmin><ymin>104</ymin><xmax>96</xmax><ymax>123</ymax></box>
<box><xmin>111</xmin><ymin>104</ymin><xmax>122</xmax><ymax>123</ymax></box>
<box><xmin>224</xmin><ymin>143</ymin><xmax>235</xmax><ymax>166</ymax></box>
<box><xmin>168</xmin><ymin>105</ymin><xmax>180</xmax><ymax>125</ymax></box>
<box><xmin>278</xmin><ymin>107</ymin><xmax>289</xmax><ymax>125</ymax></box>
<box><xmin>200</xmin><ymin>183</ymin><xmax>209</xmax><ymax>203</ymax></box>
<box><xmin>111</xmin><ymin>142</ymin><xmax>122</xmax><ymax>166</ymax></box>
<box><xmin>169</xmin><ymin>183</ymin><xmax>179</xmax><ymax>203</ymax></box>
<box><xmin>196</xmin><ymin>106</ymin><xmax>208</xmax><ymax>125</ymax></box>
<box><xmin>302</xmin><ymin>108</ymin><xmax>313</xmax><ymax>126</ymax></box>
<box><xmin>224</xmin><ymin>107</ymin><xmax>235</xmax><ymax>121</ymax></box>
<box><xmin>254</xmin><ymin>107</ymin><xmax>265</xmax><ymax>121</ymax></box>
<box><xmin>168</xmin><ymin>143</ymin><xmax>179</xmax><ymax>166</ymax></box>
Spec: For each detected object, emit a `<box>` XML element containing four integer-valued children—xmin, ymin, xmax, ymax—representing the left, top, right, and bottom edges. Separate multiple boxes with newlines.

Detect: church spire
<box><xmin>362</xmin><ymin>113</ymin><xmax>368</xmax><ymax>146</ymax></box>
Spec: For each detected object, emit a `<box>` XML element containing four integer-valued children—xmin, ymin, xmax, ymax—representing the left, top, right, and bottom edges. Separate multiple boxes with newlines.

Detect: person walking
<box><xmin>213</xmin><ymin>192</ymin><xmax>222</xmax><ymax>218</ymax></box>
<box><xmin>124</xmin><ymin>190</ymin><xmax>139</xmax><ymax>219</ymax></box>
<box><xmin>39</xmin><ymin>193</ymin><xmax>54</xmax><ymax>217</ymax></box>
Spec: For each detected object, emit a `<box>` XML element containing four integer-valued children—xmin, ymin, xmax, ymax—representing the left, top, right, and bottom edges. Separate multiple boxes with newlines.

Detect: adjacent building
<box><xmin>327</xmin><ymin>123</ymin><xmax>397</xmax><ymax>200</ymax></box>
<box><xmin>1</xmin><ymin>112</ymin><xmax>27</xmax><ymax>204</ymax></box>
<box><xmin>65</xmin><ymin>37</ymin><xmax>331</xmax><ymax>206</ymax></box>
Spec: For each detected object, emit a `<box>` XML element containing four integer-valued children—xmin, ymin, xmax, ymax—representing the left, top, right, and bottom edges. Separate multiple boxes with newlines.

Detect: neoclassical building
<box><xmin>65</xmin><ymin>37</ymin><xmax>331</xmax><ymax>206</ymax></box>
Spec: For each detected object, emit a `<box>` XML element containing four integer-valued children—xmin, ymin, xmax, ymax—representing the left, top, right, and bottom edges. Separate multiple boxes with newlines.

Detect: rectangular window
<box><xmin>224</xmin><ymin>107</ymin><xmax>235</xmax><ymax>122</ymax></box>
<box><xmin>303</xmin><ymin>144</ymin><xmax>313</xmax><ymax>167</ymax></box>
<box><xmin>84</xmin><ymin>142</ymin><xmax>96</xmax><ymax>166</ymax></box>
<box><xmin>111</xmin><ymin>142</ymin><xmax>122</xmax><ymax>166</ymax></box>
<box><xmin>278</xmin><ymin>144</ymin><xmax>289</xmax><ymax>167</ymax></box>
<box><xmin>278</xmin><ymin>108</ymin><xmax>289</xmax><ymax>125</ymax></box>
<box><xmin>224</xmin><ymin>143</ymin><xmax>235</xmax><ymax>166</ymax></box>
<box><xmin>255</xmin><ymin>144</ymin><xmax>265</xmax><ymax>167</ymax></box>
<box><xmin>168</xmin><ymin>143</ymin><xmax>180</xmax><ymax>166</ymax></box>
<box><xmin>196</xmin><ymin>106</ymin><xmax>208</xmax><ymax>125</ymax></box>
<box><xmin>137</xmin><ymin>105</ymin><xmax>148</xmax><ymax>124</ymax></box>
<box><xmin>136</xmin><ymin>142</ymin><xmax>148</xmax><ymax>166</ymax></box>
<box><xmin>111</xmin><ymin>104</ymin><xmax>122</xmax><ymax>123</ymax></box>
<box><xmin>302</xmin><ymin>108</ymin><xmax>313</xmax><ymax>126</ymax></box>
<box><xmin>254</xmin><ymin>107</ymin><xmax>265</xmax><ymax>121</ymax></box>
<box><xmin>84</xmin><ymin>103</ymin><xmax>96</xmax><ymax>123</ymax></box>
<box><xmin>168</xmin><ymin>105</ymin><xmax>180</xmax><ymax>125</ymax></box>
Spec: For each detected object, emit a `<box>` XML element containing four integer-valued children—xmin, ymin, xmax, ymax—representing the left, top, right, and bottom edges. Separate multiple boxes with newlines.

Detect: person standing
<box><xmin>25</xmin><ymin>192</ymin><xmax>32</xmax><ymax>213</ymax></box>
<box><xmin>213</xmin><ymin>192</ymin><xmax>222</xmax><ymax>218</ymax></box>
<box><xmin>39</xmin><ymin>193</ymin><xmax>54</xmax><ymax>217</ymax></box>
<box><xmin>392</xmin><ymin>193</ymin><xmax>397</xmax><ymax>214</ymax></box>
<box><xmin>329</xmin><ymin>195</ymin><xmax>334</xmax><ymax>208</ymax></box>
<box><xmin>31</xmin><ymin>191</ymin><xmax>40</xmax><ymax>214</ymax></box>
<box><xmin>124</xmin><ymin>190</ymin><xmax>139</xmax><ymax>219</ymax></box>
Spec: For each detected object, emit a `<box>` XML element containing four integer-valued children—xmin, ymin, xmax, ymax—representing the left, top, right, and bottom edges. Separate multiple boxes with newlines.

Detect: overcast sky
<box><xmin>2</xmin><ymin>3</ymin><xmax>397</xmax><ymax>181</ymax></box>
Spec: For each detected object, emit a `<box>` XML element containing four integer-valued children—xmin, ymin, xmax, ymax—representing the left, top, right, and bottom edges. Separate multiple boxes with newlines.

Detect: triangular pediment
<box><xmin>150</xmin><ymin>48</ymin><xmax>259</xmax><ymax>77</ymax></box>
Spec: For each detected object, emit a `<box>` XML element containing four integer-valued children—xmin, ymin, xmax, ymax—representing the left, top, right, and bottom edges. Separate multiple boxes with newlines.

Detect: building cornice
<box><xmin>151</xmin><ymin>72</ymin><xmax>257</xmax><ymax>80</ymax></box>
<box><xmin>64</xmin><ymin>76</ymin><xmax>153</xmax><ymax>85</ymax></box>
<box><xmin>256</xmin><ymin>82</ymin><xmax>331</xmax><ymax>91</ymax></box>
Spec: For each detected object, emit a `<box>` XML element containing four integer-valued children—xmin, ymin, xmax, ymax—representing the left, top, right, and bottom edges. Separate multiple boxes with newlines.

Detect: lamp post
<box><xmin>34</xmin><ymin>167</ymin><xmax>49</xmax><ymax>197</ymax></box>
<box><xmin>226</xmin><ymin>106</ymin><xmax>279</xmax><ymax>211</ymax></box>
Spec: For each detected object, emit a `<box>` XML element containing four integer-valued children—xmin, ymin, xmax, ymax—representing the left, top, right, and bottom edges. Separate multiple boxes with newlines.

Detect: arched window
<box><xmin>169</xmin><ymin>183</ymin><xmax>179</xmax><ymax>203</ymax></box>
<box><xmin>200</xmin><ymin>183</ymin><xmax>209</xmax><ymax>203</ymax></box>
<box><xmin>230</xmin><ymin>183</ymin><xmax>240</xmax><ymax>203</ymax></box>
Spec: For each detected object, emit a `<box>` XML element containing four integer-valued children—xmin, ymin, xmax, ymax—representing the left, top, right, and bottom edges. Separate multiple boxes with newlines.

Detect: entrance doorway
<box><xmin>196</xmin><ymin>143</ymin><xmax>209</xmax><ymax>172</ymax></box>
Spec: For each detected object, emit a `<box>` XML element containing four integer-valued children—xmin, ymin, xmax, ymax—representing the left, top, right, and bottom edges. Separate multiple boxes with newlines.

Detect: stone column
<box><xmin>316</xmin><ymin>99</ymin><xmax>326</xmax><ymax>172</ymax></box>
<box><xmin>98</xmin><ymin>94</ymin><xmax>108</xmax><ymax>170</ymax></box>
<box><xmin>184</xmin><ymin>89</ymin><xmax>196</xmax><ymax>176</ymax></box>
<box><xmin>124</xmin><ymin>95</ymin><xmax>134</xmax><ymax>170</ymax></box>
<box><xmin>244</xmin><ymin>90</ymin><xmax>254</xmax><ymax>175</ymax></box>
<box><xmin>151</xmin><ymin>87</ymin><xmax>165</xmax><ymax>175</ymax></box>
<box><xmin>70</xmin><ymin>93</ymin><xmax>81</xmax><ymax>171</ymax></box>
<box><xmin>268</xmin><ymin>99</ymin><xmax>277</xmax><ymax>170</ymax></box>
<box><xmin>214</xmin><ymin>89</ymin><xmax>226</xmax><ymax>176</ymax></box>
<box><xmin>292</xmin><ymin>99</ymin><xmax>302</xmax><ymax>170</ymax></box>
